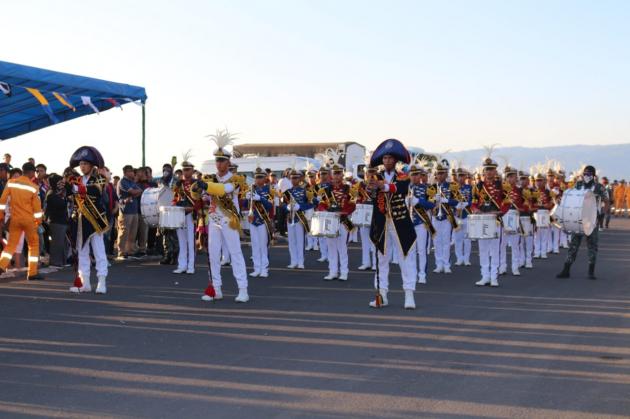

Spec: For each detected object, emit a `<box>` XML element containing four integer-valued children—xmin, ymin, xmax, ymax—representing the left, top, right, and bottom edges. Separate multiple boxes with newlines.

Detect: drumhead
<box><xmin>581</xmin><ymin>190</ymin><xmax>598</xmax><ymax>236</ymax></box>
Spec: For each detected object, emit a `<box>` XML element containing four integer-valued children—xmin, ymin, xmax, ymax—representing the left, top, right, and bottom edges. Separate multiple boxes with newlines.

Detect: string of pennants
<box><xmin>0</xmin><ymin>80</ymin><xmax>143</xmax><ymax>124</ymax></box>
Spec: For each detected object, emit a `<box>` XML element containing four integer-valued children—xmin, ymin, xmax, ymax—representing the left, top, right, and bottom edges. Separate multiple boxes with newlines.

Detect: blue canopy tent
<box><xmin>0</xmin><ymin>61</ymin><xmax>148</xmax><ymax>163</ymax></box>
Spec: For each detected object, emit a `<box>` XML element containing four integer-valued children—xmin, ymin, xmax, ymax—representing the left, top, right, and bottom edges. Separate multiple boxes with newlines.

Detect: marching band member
<box><xmin>172</xmin><ymin>161</ymin><xmax>201</xmax><ymax>274</ymax></box>
<box><xmin>557</xmin><ymin>165</ymin><xmax>609</xmax><ymax>280</ymax></box>
<box><xmin>315</xmin><ymin>166</ymin><xmax>331</xmax><ymax>263</ymax></box>
<box><xmin>556</xmin><ymin>169</ymin><xmax>570</xmax><ymax>248</ymax></box>
<box><xmin>200</xmin><ymin>129</ymin><xmax>249</xmax><ymax>303</ymax></box>
<box><xmin>500</xmin><ymin>165</ymin><xmax>531</xmax><ymax>276</ymax></box>
<box><xmin>345</xmin><ymin>171</ymin><xmax>359</xmax><ymax>243</ymax></box>
<box><xmin>304</xmin><ymin>168</ymin><xmax>320</xmax><ymax>251</ymax></box>
<box><xmin>283</xmin><ymin>169</ymin><xmax>313</xmax><ymax>270</ymax></box>
<box><xmin>408</xmin><ymin>163</ymin><xmax>435</xmax><ymax>284</ymax></box>
<box><xmin>66</xmin><ymin>147</ymin><xmax>110</xmax><ymax>293</ymax></box>
<box><xmin>471</xmin><ymin>155</ymin><xmax>509</xmax><ymax>287</ymax></box>
<box><xmin>351</xmin><ymin>166</ymin><xmax>376</xmax><ymax>271</ymax></box>
<box><xmin>453</xmin><ymin>168</ymin><xmax>472</xmax><ymax>267</ymax></box>
<box><xmin>546</xmin><ymin>168</ymin><xmax>561</xmax><ymax>254</ymax></box>
<box><xmin>533</xmin><ymin>173</ymin><xmax>554</xmax><ymax>259</ymax></box>
<box><xmin>318</xmin><ymin>163</ymin><xmax>355</xmax><ymax>281</ymax></box>
<box><xmin>0</xmin><ymin>162</ymin><xmax>44</xmax><ymax>281</ymax></box>
<box><xmin>367</xmin><ymin>139</ymin><xmax>417</xmax><ymax>309</ymax></box>
<box><xmin>430</xmin><ymin>161</ymin><xmax>459</xmax><ymax>274</ymax></box>
<box><xmin>518</xmin><ymin>171</ymin><xmax>535</xmax><ymax>269</ymax></box>
<box><xmin>247</xmin><ymin>167</ymin><xmax>274</xmax><ymax>278</ymax></box>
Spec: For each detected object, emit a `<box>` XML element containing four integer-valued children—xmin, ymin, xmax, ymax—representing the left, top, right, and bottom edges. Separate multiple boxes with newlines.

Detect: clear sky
<box><xmin>2</xmin><ymin>0</ymin><xmax>629</xmax><ymax>174</ymax></box>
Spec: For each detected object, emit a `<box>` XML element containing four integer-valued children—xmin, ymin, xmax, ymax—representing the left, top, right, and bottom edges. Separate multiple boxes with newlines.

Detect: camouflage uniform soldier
<box><xmin>557</xmin><ymin>165</ymin><xmax>609</xmax><ymax>280</ymax></box>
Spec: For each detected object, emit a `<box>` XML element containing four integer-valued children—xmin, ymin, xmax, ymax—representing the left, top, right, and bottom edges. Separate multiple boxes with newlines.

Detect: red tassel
<box><xmin>73</xmin><ymin>275</ymin><xmax>83</xmax><ymax>288</ymax></box>
<box><xmin>204</xmin><ymin>284</ymin><xmax>216</xmax><ymax>298</ymax></box>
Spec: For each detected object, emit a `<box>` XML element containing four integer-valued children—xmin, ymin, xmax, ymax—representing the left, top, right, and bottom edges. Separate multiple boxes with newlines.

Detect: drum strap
<box><xmin>482</xmin><ymin>183</ymin><xmax>504</xmax><ymax>227</ymax></box>
<box><xmin>413</xmin><ymin>206</ymin><xmax>436</xmax><ymax>236</ymax></box>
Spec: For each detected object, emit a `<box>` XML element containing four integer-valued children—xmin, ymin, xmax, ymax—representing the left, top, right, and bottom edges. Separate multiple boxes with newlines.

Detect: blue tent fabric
<box><xmin>0</xmin><ymin>61</ymin><xmax>147</xmax><ymax>140</ymax></box>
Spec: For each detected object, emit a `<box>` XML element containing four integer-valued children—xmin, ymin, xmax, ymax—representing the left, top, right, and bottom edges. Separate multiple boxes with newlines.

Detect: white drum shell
<box><xmin>502</xmin><ymin>209</ymin><xmax>520</xmax><ymax>234</ymax></box>
<box><xmin>140</xmin><ymin>187</ymin><xmax>174</xmax><ymax>227</ymax></box>
<box><xmin>534</xmin><ymin>210</ymin><xmax>551</xmax><ymax>228</ymax></box>
<box><xmin>520</xmin><ymin>216</ymin><xmax>533</xmax><ymax>236</ymax></box>
<box><xmin>466</xmin><ymin>214</ymin><xmax>499</xmax><ymax>240</ymax></box>
<box><xmin>310</xmin><ymin>212</ymin><xmax>341</xmax><ymax>238</ymax></box>
<box><xmin>351</xmin><ymin>204</ymin><xmax>373</xmax><ymax>227</ymax></box>
<box><xmin>552</xmin><ymin>188</ymin><xmax>598</xmax><ymax>235</ymax></box>
<box><xmin>159</xmin><ymin>206</ymin><xmax>186</xmax><ymax>229</ymax></box>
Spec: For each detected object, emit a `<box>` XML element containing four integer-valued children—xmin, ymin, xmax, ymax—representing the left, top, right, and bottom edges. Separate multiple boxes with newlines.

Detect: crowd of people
<box><xmin>0</xmin><ymin>137</ymin><xmax>615</xmax><ymax>309</ymax></box>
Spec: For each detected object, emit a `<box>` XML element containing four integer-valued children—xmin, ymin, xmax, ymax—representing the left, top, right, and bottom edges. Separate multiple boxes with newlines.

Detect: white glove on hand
<box><xmin>253</xmin><ymin>193</ymin><xmax>261</xmax><ymax>201</ymax></box>
<box><xmin>434</xmin><ymin>195</ymin><xmax>442</xmax><ymax>204</ymax></box>
<box><xmin>294</xmin><ymin>203</ymin><xmax>300</xmax><ymax>211</ymax></box>
<box><xmin>381</xmin><ymin>183</ymin><xmax>390</xmax><ymax>192</ymax></box>
<box><xmin>273</xmin><ymin>197</ymin><xmax>280</xmax><ymax>206</ymax></box>
<box><xmin>224</xmin><ymin>183</ymin><xmax>235</xmax><ymax>194</ymax></box>
<box><xmin>245</xmin><ymin>191</ymin><xmax>252</xmax><ymax>199</ymax></box>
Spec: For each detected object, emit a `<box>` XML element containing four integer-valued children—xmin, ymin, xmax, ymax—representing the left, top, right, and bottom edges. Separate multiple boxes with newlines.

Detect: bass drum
<box><xmin>552</xmin><ymin>188</ymin><xmax>598</xmax><ymax>235</ymax></box>
<box><xmin>141</xmin><ymin>187</ymin><xmax>174</xmax><ymax>227</ymax></box>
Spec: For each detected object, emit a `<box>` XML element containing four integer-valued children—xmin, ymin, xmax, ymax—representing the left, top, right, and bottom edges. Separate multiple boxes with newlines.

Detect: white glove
<box><xmin>405</xmin><ymin>196</ymin><xmax>418</xmax><ymax>206</ymax></box>
<box><xmin>381</xmin><ymin>183</ymin><xmax>390</xmax><ymax>192</ymax></box>
<box><xmin>457</xmin><ymin>202</ymin><xmax>467</xmax><ymax>210</ymax></box>
<box><xmin>253</xmin><ymin>193</ymin><xmax>261</xmax><ymax>201</ymax></box>
<box><xmin>273</xmin><ymin>197</ymin><xmax>280</xmax><ymax>206</ymax></box>
<box><xmin>292</xmin><ymin>203</ymin><xmax>300</xmax><ymax>211</ymax></box>
<box><xmin>224</xmin><ymin>183</ymin><xmax>235</xmax><ymax>194</ymax></box>
<box><xmin>434</xmin><ymin>195</ymin><xmax>442</xmax><ymax>204</ymax></box>
<box><xmin>245</xmin><ymin>191</ymin><xmax>252</xmax><ymax>199</ymax></box>
<box><xmin>72</xmin><ymin>185</ymin><xmax>78</xmax><ymax>193</ymax></box>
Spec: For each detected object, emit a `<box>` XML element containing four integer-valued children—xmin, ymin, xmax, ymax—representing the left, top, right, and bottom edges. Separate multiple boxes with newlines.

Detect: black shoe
<box><xmin>27</xmin><ymin>273</ymin><xmax>45</xmax><ymax>281</ymax></box>
<box><xmin>588</xmin><ymin>263</ymin><xmax>597</xmax><ymax>280</ymax></box>
<box><xmin>556</xmin><ymin>263</ymin><xmax>571</xmax><ymax>278</ymax></box>
<box><xmin>159</xmin><ymin>258</ymin><xmax>170</xmax><ymax>265</ymax></box>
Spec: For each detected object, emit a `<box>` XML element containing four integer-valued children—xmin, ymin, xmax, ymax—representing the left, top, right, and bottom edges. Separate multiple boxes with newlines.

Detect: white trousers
<box><xmin>550</xmin><ymin>225</ymin><xmax>561</xmax><ymax>253</ymax></box>
<box><xmin>534</xmin><ymin>227</ymin><xmax>550</xmax><ymax>257</ymax></box>
<box><xmin>319</xmin><ymin>236</ymin><xmax>328</xmax><ymax>259</ymax></box>
<box><xmin>327</xmin><ymin>227</ymin><xmax>349</xmax><ymax>276</ymax></box>
<box><xmin>478</xmin><ymin>227</ymin><xmax>502</xmax><ymax>280</ymax></box>
<box><xmin>453</xmin><ymin>218</ymin><xmax>471</xmax><ymax>264</ymax></box>
<box><xmin>359</xmin><ymin>226</ymin><xmax>375</xmax><ymax>267</ymax></box>
<box><xmin>414</xmin><ymin>224</ymin><xmax>430</xmax><ymax>279</ymax></box>
<box><xmin>208</xmin><ymin>220</ymin><xmax>248</xmax><ymax>290</ymax></box>
<box><xmin>306</xmin><ymin>233</ymin><xmax>318</xmax><ymax>250</ymax></box>
<box><xmin>176</xmin><ymin>213</ymin><xmax>195</xmax><ymax>271</ymax></box>
<box><xmin>374</xmin><ymin>219</ymin><xmax>417</xmax><ymax>292</ymax></box>
<box><xmin>288</xmin><ymin>222</ymin><xmax>305</xmax><ymax>266</ymax></box>
<box><xmin>500</xmin><ymin>232</ymin><xmax>521</xmax><ymax>272</ymax></box>
<box><xmin>77</xmin><ymin>221</ymin><xmax>108</xmax><ymax>281</ymax></box>
<box><xmin>249</xmin><ymin>223</ymin><xmax>269</xmax><ymax>274</ymax></box>
<box><xmin>433</xmin><ymin>219</ymin><xmax>452</xmax><ymax>269</ymax></box>
<box><xmin>221</xmin><ymin>239</ymin><xmax>231</xmax><ymax>263</ymax></box>
<box><xmin>519</xmin><ymin>234</ymin><xmax>534</xmax><ymax>266</ymax></box>
<box><xmin>560</xmin><ymin>230</ymin><xmax>568</xmax><ymax>248</ymax></box>
<box><xmin>349</xmin><ymin>228</ymin><xmax>358</xmax><ymax>242</ymax></box>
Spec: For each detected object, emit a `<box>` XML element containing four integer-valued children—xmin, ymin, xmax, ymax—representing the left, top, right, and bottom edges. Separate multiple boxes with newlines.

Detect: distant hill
<box><xmin>428</xmin><ymin>144</ymin><xmax>630</xmax><ymax>180</ymax></box>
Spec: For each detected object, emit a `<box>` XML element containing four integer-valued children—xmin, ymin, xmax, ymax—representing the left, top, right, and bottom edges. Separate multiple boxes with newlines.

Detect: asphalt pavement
<box><xmin>0</xmin><ymin>220</ymin><xmax>629</xmax><ymax>418</ymax></box>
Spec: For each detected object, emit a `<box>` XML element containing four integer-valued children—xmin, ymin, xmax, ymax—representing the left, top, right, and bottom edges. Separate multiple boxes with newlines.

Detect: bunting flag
<box><xmin>25</xmin><ymin>87</ymin><xmax>59</xmax><ymax>123</ymax></box>
<box><xmin>123</xmin><ymin>97</ymin><xmax>143</xmax><ymax>106</ymax></box>
<box><xmin>81</xmin><ymin>96</ymin><xmax>100</xmax><ymax>114</ymax></box>
<box><xmin>105</xmin><ymin>98</ymin><xmax>122</xmax><ymax>109</ymax></box>
<box><xmin>52</xmin><ymin>92</ymin><xmax>76</xmax><ymax>111</ymax></box>
<box><xmin>0</xmin><ymin>82</ymin><xmax>11</xmax><ymax>97</ymax></box>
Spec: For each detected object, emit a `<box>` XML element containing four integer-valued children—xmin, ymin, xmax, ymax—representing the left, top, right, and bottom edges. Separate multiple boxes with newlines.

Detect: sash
<box><xmin>481</xmin><ymin>183</ymin><xmax>503</xmax><ymax>227</ymax></box>
<box><xmin>253</xmin><ymin>200</ymin><xmax>274</xmax><ymax>246</ymax></box>
<box><xmin>283</xmin><ymin>190</ymin><xmax>310</xmax><ymax>232</ymax></box>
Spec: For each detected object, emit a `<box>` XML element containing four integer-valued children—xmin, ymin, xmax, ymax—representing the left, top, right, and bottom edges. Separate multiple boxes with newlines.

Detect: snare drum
<box><xmin>310</xmin><ymin>211</ymin><xmax>340</xmax><ymax>238</ymax></box>
<box><xmin>519</xmin><ymin>216</ymin><xmax>533</xmax><ymax>236</ymax></box>
<box><xmin>502</xmin><ymin>209</ymin><xmax>520</xmax><ymax>234</ymax></box>
<box><xmin>159</xmin><ymin>206</ymin><xmax>186</xmax><ymax>229</ymax></box>
<box><xmin>534</xmin><ymin>210</ymin><xmax>550</xmax><ymax>228</ymax></box>
<box><xmin>140</xmin><ymin>187</ymin><xmax>174</xmax><ymax>227</ymax></box>
<box><xmin>466</xmin><ymin>214</ymin><xmax>499</xmax><ymax>240</ymax></box>
<box><xmin>551</xmin><ymin>188</ymin><xmax>598</xmax><ymax>235</ymax></box>
<box><xmin>350</xmin><ymin>203</ymin><xmax>373</xmax><ymax>227</ymax></box>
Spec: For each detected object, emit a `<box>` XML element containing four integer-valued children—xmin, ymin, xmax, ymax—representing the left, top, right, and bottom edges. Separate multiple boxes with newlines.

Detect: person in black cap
<box><xmin>367</xmin><ymin>138</ymin><xmax>417</xmax><ymax>309</ymax></box>
<box><xmin>557</xmin><ymin>165</ymin><xmax>609</xmax><ymax>280</ymax></box>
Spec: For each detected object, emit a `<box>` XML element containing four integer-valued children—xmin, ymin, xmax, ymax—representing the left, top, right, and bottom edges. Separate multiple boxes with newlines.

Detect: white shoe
<box><xmin>172</xmin><ymin>268</ymin><xmax>186</xmax><ymax>274</ymax></box>
<box><xmin>490</xmin><ymin>278</ymin><xmax>499</xmax><ymax>287</ymax></box>
<box><xmin>313</xmin><ymin>246</ymin><xmax>319</xmax><ymax>251</ymax></box>
<box><xmin>357</xmin><ymin>264</ymin><xmax>370</xmax><ymax>270</ymax></box>
<box><xmin>369</xmin><ymin>291</ymin><xmax>389</xmax><ymax>308</ymax></box>
<box><xmin>235</xmin><ymin>288</ymin><xmax>249</xmax><ymax>303</ymax></box>
<box><xmin>317</xmin><ymin>257</ymin><xmax>327</xmax><ymax>263</ymax></box>
<box><xmin>69</xmin><ymin>285</ymin><xmax>91</xmax><ymax>293</ymax></box>
<box><xmin>214</xmin><ymin>289</ymin><xmax>223</xmax><ymax>300</ymax></box>
<box><xmin>324</xmin><ymin>273</ymin><xmax>338</xmax><ymax>281</ymax></box>
<box><xmin>454</xmin><ymin>260</ymin><xmax>464</xmax><ymax>266</ymax></box>
<box><xmin>95</xmin><ymin>277</ymin><xmax>107</xmax><ymax>294</ymax></box>
<box><xmin>541</xmin><ymin>254</ymin><xmax>548</xmax><ymax>259</ymax></box>
<box><xmin>464</xmin><ymin>261</ymin><xmax>472</xmax><ymax>266</ymax></box>
<box><xmin>186</xmin><ymin>269</ymin><xmax>195</xmax><ymax>274</ymax></box>
<box><xmin>250</xmin><ymin>271</ymin><xmax>260</xmax><ymax>277</ymax></box>
<box><xmin>297</xmin><ymin>264</ymin><xmax>305</xmax><ymax>269</ymax></box>
<box><xmin>475</xmin><ymin>277</ymin><xmax>491</xmax><ymax>286</ymax></box>
<box><xmin>371</xmin><ymin>265</ymin><xmax>376</xmax><ymax>271</ymax></box>
<box><xmin>525</xmin><ymin>262</ymin><xmax>533</xmax><ymax>269</ymax></box>
<box><xmin>433</xmin><ymin>266</ymin><xmax>443</xmax><ymax>274</ymax></box>
<box><xmin>443</xmin><ymin>267</ymin><xmax>452</xmax><ymax>274</ymax></box>
<box><xmin>287</xmin><ymin>264</ymin><xmax>297</xmax><ymax>269</ymax></box>
<box><xmin>417</xmin><ymin>275</ymin><xmax>426</xmax><ymax>284</ymax></box>
<box><xmin>512</xmin><ymin>269</ymin><xmax>521</xmax><ymax>276</ymax></box>
<box><xmin>305</xmin><ymin>246</ymin><xmax>313</xmax><ymax>251</ymax></box>
<box><xmin>498</xmin><ymin>268</ymin><xmax>507</xmax><ymax>275</ymax></box>
<box><xmin>221</xmin><ymin>260</ymin><xmax>231</xmax><ymax>266</ymax></box>
<box><xmin>404</xmin><ymin>290</ymin><xmax>416</xmax><ymax>309</ymax></box>
<box><xmin>338</xmin><ymin>273</ymin><xmax>348</xmax><ymax>281</ymax></box>
<box><xmin>201</xmin><ymin>294</ymin><xmax>214</xmax><ymax>302</ymax></box>
<box><xmin>259</xmin><ymin>272</ymin><xmax>268</xmax><ymax>278</ymax></box>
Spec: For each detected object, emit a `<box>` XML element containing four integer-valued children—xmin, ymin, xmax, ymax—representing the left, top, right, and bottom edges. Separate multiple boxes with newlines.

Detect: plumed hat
<box><xmin>369</xmin><ymin>138</ymin><xmax>411</xmax><ymax>167</ymax></box>
<box><xmin>69</xmin><ymin>146</ymin><xmax>105</xmax><ymax>168</ymax></box>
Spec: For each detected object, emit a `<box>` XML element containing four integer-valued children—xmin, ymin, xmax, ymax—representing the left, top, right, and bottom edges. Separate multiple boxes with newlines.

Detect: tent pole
<box><xmin>142</xmin><ymin>105</ymin><xmax>146</xmax><ymax>166</ymax></box>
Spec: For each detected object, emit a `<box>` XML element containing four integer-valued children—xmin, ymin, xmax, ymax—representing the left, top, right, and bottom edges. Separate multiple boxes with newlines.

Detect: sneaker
<box><xmin>185</xmin><ymin>268</ymin><xmax>195</xmax><ymax>274</ymax></box>
<box><xmin>433</xmin><ymin>266</ymin><xmax>443</xmax><ymax>274</ymax></box>
<box><xmin>297</xmin><ymin>264</ymin><xmax>305</xmax><ymax>269</ymax></box>
<box><xmin>338</xmin><ymin>273</ymin><xmax>348</xmax><ymax>281</ymax></box>
<box><xmin>512</xmin><ymin>269</ymin><xmax>521</xmax><ymax>276</ymax></box>
<box><xmin>172</xmin><ymin>268</ymin><xmax>186</xmax><ymax>274</ymax></box>
<box><xmin>324</xmin><ymin>273</ymin><xmax>338</xmax><ymax>281</ymax></box>
<box><xmin>235</xmin><ymin>288</ymin><xmax>249</xmax><ymax>303</ymax></box>
<box><xmin>259</xmin><ymin>272</ymin><xmax>268</xmax><ymax>278</ymax></box>
<box><xmin>525</xmin><ymin>262</ymin><xmax>533</xmax><ymax>269</ymax></box>
<box><xmin>417</xmin><ymin>275</ymin><xmax>426</xmax><ymax>284</ymax></box>
<box><xmin>317</xmin><ymin>257</ymin><xmax>327</xmax><ymax>263</ymax></box>
<box><xmin>454</xmin><ymin>260</ymin><xmax>464</xmax><ymax>266</ymax></box>
<box><xmin>287</xmin><ymin>264</ymin><xmax>297</xmax><ymax>269</ymax></box>
<box><xmin>490</xmin><ymin>279</ymin><xmax>499</xmax><ymax>287</ymax></box>
<box><xmin>357</xmin><ymin>264</ymin><xmax>371</xmax><ymax>271</ymax></box>
<box><xmin>95</xmin><ymin>277</ymin><xmax>107</xmax><ymax>294</ymax></box>
<box><xmin>443</xmin><ymin>267</ymin><xmax>452</xmax><ymax>274</ymax></box>
<box><xmin>475</xmin><ymin>277</ymin><xmax>490</xmax><ymax>286</ymax></box>
<box><xmin>250</xmin><ymin>271</ymin><xmax>260</xmax><ymax>277</ymax></box>
<box><xmin>404</xmin><ymin>290</ymin><xmax>416</xmax><ymax>309</ymax></box>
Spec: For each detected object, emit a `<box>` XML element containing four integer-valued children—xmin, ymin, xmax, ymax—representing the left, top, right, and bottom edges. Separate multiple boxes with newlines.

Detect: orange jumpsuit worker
<box><xmin>0</xmin><ymin>162</ymin><xmax>44</xmax><ymax>280</ymax></box>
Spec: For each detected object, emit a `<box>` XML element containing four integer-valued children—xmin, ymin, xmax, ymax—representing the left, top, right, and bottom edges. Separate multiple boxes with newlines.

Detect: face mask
<box><xmin>583</xmin><ymin>175</ymin><xmax>593</xmax><ymax>183</ymax></box>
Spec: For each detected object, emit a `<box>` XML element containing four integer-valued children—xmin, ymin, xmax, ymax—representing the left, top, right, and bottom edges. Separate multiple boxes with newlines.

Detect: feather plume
<box><xmin>206</xmin><ymin>128</ymin><xmax>239</xmax><ymax>150</ymax></box>
<box><xmin>324</xmin><ymin>148</ymin><xmax>342</xmax><ymax>166</ymax></box>
<box><xmin>482</xmin><ymin>143</ymin><xmax>500</xmax><ymax>159</ymax></box>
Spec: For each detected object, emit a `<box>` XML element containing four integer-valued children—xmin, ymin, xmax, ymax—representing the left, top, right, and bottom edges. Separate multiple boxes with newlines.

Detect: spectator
<box><xmin>45</xmin><ymin>174</ymin><xmax>69</xmax><ymax>267</ymax></box>
<box><xmin>35</xmin><ymin>163</ymin><xmax>49</xmax><ymax>257</ymax></box>
<box><xmin>113</xmin><ymin>175</ymin><xmax>120</xmax><ymax>190</ymax></box>
<box><xmin>3</xmin><ymin>153</ymin><xmax>12</xmax><ymax>169</ymax></box>
<box><xmin>115</xmin><ymin>165</ymin><xmax>142</xmax><ymax>260</ymax></box>
<box><xmin>28</xmin><ymin>157</ymin><xmax>35</xmax><ymax>166</ymax></box>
